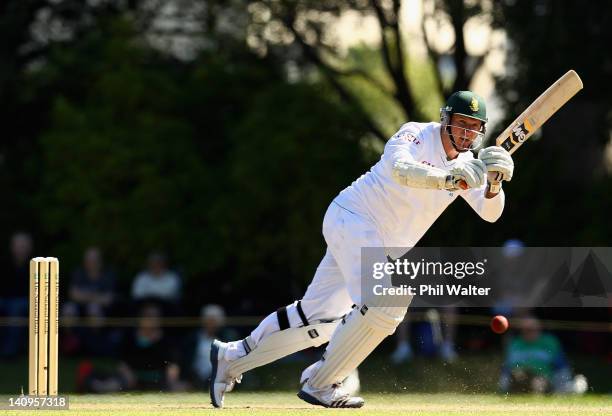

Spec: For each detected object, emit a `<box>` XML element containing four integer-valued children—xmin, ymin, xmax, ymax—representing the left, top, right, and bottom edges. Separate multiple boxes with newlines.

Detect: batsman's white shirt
<box><xmin>335</xmin><ymin>121</ymin><xmax>504</xmax><ymax>247</ymax></box>
<box><xmin>246</xmin><ymin>122</ymin><xmax>507</xmax><ymax>351</ymax></box>
<box><xmin>298</xmin><ymin>122</ymin><xmax>505</xmax><ymax>321</ymax></box>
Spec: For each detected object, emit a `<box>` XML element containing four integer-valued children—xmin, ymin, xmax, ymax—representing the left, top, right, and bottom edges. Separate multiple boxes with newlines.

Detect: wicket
<box><xmin>28</xmin><ymin>257</ymin><xmax>59</xmax><ymax>396</ymax></box>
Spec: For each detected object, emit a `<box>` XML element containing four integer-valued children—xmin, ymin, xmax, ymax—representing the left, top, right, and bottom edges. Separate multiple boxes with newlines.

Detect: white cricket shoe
<box><xmin>298</xmin><ymin>363</ymin><xmax>364</xmax><ymax>409</ymax></box>
<box><xmin>209</xmin><ymin>340</ymin><xmax>242</xmax><ymax>408</ymax></box>
<box><xmin>298</xmin><ymin>380</ymin><xmax>365</xmax><ymax>408</ymax></box>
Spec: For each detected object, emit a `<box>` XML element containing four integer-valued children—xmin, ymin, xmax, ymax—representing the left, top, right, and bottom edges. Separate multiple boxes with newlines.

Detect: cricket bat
<box><xmin>496</xmin><ymin>69</ymin><xmax>583</xmax><ymax>154</ymax></box>
<box><xmin>459</xmin><ymin>70</ymin><xmax>583</xmax><ymax>189</ymax></box>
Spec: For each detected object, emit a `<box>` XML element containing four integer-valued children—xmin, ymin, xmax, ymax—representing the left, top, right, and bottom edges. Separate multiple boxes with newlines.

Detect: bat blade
<box><xmin>457</xmin><ymin>70</ymin><xmax>583</xmax><ymax>190</ymax></box>
<box><xmin>496</xmin><ymin>70</ymin><xmax>583</xmax><ymax>154</ymax></box>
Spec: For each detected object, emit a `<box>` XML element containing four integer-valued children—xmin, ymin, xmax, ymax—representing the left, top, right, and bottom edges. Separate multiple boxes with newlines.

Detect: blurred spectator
<box><xmin>182</xmin><ymin>304</ymin><xmax>239</xmax><ymax>388</ymax></box>
<box><xmin>66</xmin><ymin>247</ymin><xmax>116</xmax><ymax>315</ymax></box>
<box><xmin>80</xmin><ymin>303</ymin><xmax>183</xmax><ymax>392</ymax></box>
<box><xmin>499</xmin><ymin>315</ymin><xmax>585</xmax><ymax>394</ymax></box>
<box><xmin>61</xmin><ymin>247</ymin><xmax>118</xmax><ymax>355</ymax></box>
<box><xmin>391</xmin><ymin>307</ymin><xmax>458</xmax><ymax>364</ymax></box>
<box><xmin>0</xmin><ymin>232</ymin><xmax>33</xmax><ymax>357</ymax></box>
<box><xmin>491</xmin><ymin>239</ymin><xmax>526</xmax><ymax>318</ymax></box>
<box><xmin>132</xmin><ymin>252</ymin><xmax>181</xmax><ymax>304</ymax></box>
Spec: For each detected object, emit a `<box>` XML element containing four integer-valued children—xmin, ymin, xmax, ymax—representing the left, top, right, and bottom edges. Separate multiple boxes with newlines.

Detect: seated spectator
<box><xmin>80</xmin><ymin>303</ymin><xmax>183</xmax><ymax>392</ymax></box>
<box><xmin>182</xmin><ymin>304</ymin><xmax>238</xmax><ymax>388</ymax></box>
<box><xmin>65</xmin><ymin>247</ymin><xmax>116</xmax><ymax>317</ymax></box>
<box><xmin>131</xmin><ymin>252</ymin><xmax>181</xmax><ymax>305</ymax></box>
<box><xmin>499</xmin><ymin>315</ymin><xmax>582</xmax><ymax>393</ymax></box>
<box><xmin>61</xmin><ymin>247</ymin><xmax>118</xmax><ymax>355</ymax></box>
<box><xmin>0</xmin><ymin>232</ymin><xmax>33</xmax><ymax>357</ymax></box>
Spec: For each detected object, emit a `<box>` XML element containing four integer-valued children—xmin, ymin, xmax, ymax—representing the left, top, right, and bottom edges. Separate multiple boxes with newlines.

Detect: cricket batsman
<box><xmin>210</xmin><ymin>91</ymin><xmax>514</xmax><ymax>408</ymax></box>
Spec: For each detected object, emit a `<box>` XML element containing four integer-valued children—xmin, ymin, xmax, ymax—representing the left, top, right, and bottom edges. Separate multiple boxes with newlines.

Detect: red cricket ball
<box><xmin>491</xmin><ymin>315</ymin><xmax>509</xmax><ymax>334</ymax></box>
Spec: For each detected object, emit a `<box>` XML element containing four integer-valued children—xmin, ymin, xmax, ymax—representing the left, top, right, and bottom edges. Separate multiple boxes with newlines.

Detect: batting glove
<box><xmin>449</xmin><ymin>159</ymin><xmax>486</xmax><ymax>189</ymax></box>
<box><xmin>478</xmin><ymin>146</ymin><xmax>514</xmax><ymax>182</ymax></box>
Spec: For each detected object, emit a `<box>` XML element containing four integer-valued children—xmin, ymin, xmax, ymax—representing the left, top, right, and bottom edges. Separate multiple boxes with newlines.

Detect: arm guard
<box><xmin>392</xmin><ymin>159</ymin><xmax>455</xmax><ymax>190</ymax></box>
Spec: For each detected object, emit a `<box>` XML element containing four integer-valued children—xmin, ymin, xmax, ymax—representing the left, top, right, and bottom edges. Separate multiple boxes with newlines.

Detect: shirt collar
<box><xmin>434</xmin><ymin>124</ymin><xmax>458</xmax><ymax>168</ymax></box>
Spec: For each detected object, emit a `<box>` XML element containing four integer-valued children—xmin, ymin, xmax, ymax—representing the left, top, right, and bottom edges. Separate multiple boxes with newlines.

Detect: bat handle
<box><xmin>446</xmin><ymin>175</ymin><xmax>468</xmax><ymax>190</ymax></box>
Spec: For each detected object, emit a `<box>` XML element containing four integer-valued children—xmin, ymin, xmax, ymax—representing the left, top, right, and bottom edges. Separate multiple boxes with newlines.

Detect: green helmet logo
<box><xmin>469</xmin><ymin>97</ymin><xmax>479</xmax><ymax>112</ymax></box>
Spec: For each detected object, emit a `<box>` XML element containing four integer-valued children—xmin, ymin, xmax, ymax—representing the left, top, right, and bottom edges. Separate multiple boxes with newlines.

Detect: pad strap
<box><xmin>296</xmin><ymin>300</ymin><xmax>309</xmax><ymax>327</ymax></box>
<box><xmin>276</xmin><ymin>306</ymin><xmax>290</xmax><ymax>330</ymax></box>
<box><xmin>242</xmin><ymin>336</ymin><xmax>255</xmax><ymax>354</ymax></box>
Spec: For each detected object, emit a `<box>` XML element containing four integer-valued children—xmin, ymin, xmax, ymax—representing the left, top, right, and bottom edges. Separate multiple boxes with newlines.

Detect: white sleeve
<box><xmin>461</xmin><ymin>185</ymin><xmax>505</xmax><ymax>223</ymax></box>
<box><xmin>383</xmin><ymin>124</ymin><xmax>424</xmax><ymax>165</ymax></box>
<box><xmin>384</xmin><ymin>124</ymin><xmax>448</xmax><ymax>189</ymax></box>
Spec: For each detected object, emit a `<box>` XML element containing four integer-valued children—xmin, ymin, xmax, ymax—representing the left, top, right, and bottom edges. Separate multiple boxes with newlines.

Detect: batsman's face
<box><xmin>449</xmin><ymin>114</ymin><xmax>484</xmax><ymax>150</ymax></box>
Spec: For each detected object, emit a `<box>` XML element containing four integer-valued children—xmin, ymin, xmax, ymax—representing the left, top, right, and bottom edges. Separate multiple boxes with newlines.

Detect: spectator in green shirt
<box><xmin>499</xmin><ymin>315</ymin><xmax>574</xmax><ymax>393</ymax></box>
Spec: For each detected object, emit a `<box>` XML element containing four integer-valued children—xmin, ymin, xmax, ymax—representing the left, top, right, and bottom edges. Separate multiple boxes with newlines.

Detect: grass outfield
<box><xmin>3</xmin><ymin>392</ymin><xmax>612</xmax><ymax>415</ymax></box>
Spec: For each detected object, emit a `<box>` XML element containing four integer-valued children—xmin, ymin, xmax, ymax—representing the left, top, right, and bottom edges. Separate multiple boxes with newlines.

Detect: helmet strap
<box><xmin>445</xmin><ymin>125</ymin><xmax>469</xmax><ymax>153</ymax></box>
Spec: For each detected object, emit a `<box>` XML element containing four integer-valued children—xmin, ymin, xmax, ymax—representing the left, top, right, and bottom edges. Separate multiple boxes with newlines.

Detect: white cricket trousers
<box><xmin>232</xmin><ymin>201</ymin><xmax>387</xmax><ymax>355</ymax></box>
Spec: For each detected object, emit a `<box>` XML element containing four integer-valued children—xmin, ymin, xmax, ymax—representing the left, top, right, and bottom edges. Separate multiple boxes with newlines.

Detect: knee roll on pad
<box><xmin>308</xmin><ymin>304</ymin><xmax>407</xmax><ymax>388</ymax></box>
<box><xmin>359</xmin><ymin>305</ymin><xmax>406</xmax><ymax>335</ymax></box>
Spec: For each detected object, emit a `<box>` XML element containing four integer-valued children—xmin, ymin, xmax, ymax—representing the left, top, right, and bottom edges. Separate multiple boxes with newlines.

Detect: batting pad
<box><xmin>308</xmin><ymin>304</ymin><xmax>407</xmax><ymax>388</ymax></box>
<box><xmin>227</xmin><ymin>321</ymin><xmax>338</xmax><ymax>378</ymax></box>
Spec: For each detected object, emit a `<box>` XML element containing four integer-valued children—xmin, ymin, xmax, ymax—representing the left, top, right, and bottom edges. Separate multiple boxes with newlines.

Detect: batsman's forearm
<box><xmin>392</xmin><ymin>159</ymin><xmax>456</xmax><ymax>190</ymax></box>
<box><xmin>479</xmin><ymin>189</ymin><xmax>505</xmax><ymax>221</ymax></box>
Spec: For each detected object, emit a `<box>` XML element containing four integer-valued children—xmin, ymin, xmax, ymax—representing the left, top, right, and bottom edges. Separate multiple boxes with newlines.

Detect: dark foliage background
<box><xmin>0</xmin><ymin>0</ymin><xmax>610</xmax><ymax>312</ymax></box>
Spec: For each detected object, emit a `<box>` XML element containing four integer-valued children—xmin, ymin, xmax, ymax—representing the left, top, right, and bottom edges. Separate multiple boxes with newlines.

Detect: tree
<box><xmin>0</xmin><ymin>0</ymin><xmax>149</xmax><ymax>243</ymax></box>
<box><xmin>245</xmin><ymin>0</ymin><xmax>496</xmax><ymax>140</ymax></box>
<box><xmin>29</xmin><ymin>17</ymin><xmax>369</xmax><ymax>303</ymax></box>
<box><xmin>223</xmin><ymin>82</ymin><xmax>367</xmax><ymax>296</ymax></box>
<box><xmin>489</xmin><ymin>0</ymin><xmax>612</xmax><ymax>245</ymax></box>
